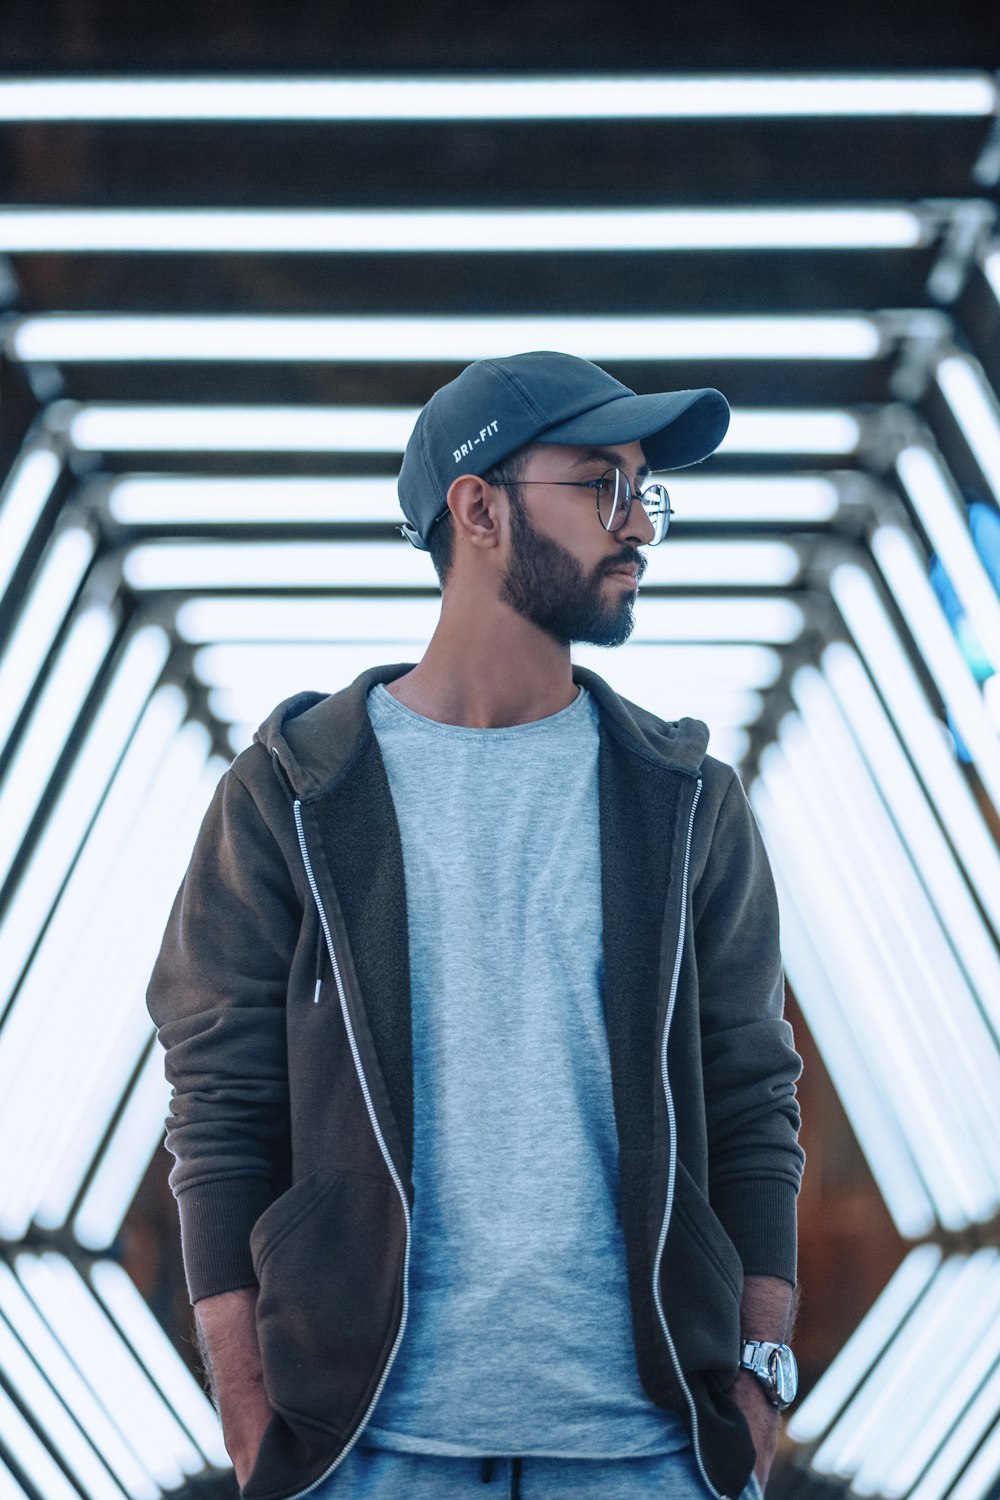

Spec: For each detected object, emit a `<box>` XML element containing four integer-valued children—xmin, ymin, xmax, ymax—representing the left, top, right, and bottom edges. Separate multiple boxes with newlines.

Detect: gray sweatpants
<box><xmin>309</xmin><ymin>1444</ymin><xmax>765</xmax><ymax>1499</ymax></box>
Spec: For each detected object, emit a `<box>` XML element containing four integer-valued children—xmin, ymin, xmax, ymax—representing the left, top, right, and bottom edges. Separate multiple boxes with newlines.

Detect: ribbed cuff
<box><xmin>711</xmin><ymin>1177</ymin><xmax>799</xmax><ymax>1284</ymax></box>
<box><xmin>177</xmin><ymin>1176</ymin><xmax>276</xmax><ymax>1304</ymax></box>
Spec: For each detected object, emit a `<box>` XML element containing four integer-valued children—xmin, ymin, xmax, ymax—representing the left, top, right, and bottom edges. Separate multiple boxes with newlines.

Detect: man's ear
<box><xmin>446</xmin><ymin>473</ymin><xmax>505</xmax><ymax>553</ymax></box>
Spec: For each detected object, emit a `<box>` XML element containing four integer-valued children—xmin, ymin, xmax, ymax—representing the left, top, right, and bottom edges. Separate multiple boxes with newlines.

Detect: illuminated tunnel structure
<box><xmin>0</xmin><ymin>73</ymin><xmax>998</xmax><ymax>1499</ymax></box>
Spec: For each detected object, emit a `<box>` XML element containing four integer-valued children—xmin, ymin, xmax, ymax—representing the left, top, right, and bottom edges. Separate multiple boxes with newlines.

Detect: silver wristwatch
<box><xmin>739</xmin><ymin>1340</ymin><xmax>798</xmax><ymax>1409</ymax></box>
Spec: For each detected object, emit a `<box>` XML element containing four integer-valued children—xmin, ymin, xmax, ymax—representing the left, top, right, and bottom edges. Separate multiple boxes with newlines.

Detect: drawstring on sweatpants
<box><xmin>479</xmin><ymin>1456</ymin><xmax>521</xmax><ymax>1495</ymax></box>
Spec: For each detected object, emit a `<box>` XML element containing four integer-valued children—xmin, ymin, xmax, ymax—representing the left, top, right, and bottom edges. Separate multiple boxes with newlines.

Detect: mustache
<box><xmin>602</xmin><ymin>549</ymin><xmax>650</xmax><ymax>576</ymax></box>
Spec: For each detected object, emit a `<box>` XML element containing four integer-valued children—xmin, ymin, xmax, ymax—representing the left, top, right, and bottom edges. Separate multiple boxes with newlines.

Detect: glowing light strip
<box><xmin>89</xmin><ymin>1263</ymin><xmax>228</xmax><ymax>1467</ymax></box>
<box><xmin>873</xmin><ymin>525</ymin><xmax>1000</xmax><ymax>813</ymax></box>
<box><xmin>15</xmin><ymin>1254</ymin><xmax>200</xmax><ymax>1487</ymax></box>
<box><xmin>0</xmin><ymin>528</ymin><xmax>95</xmax><ymax>760</ymax></box>
<box><xmin>68</xmin><ymin>404</ymin><xmax>861</xmax><ymax>454</ymax></box>
<box><xmin>0</xmin><ymin>607</ymin><xmax>114</xmax><ymax>895</ymax></box>
<box><xmin>778</xmin><ymin>718</ymin><xmax>1000</xmax><ymax>1218</ymax></box>
<box><xmin>896</xmin><ymin>445</ymin><xmax>1000</xmax><ymax>673</ymax></box>
<box><xmin>0</xmin><ymin>447</ymin><xmax>61</xmax><ymax>604</ymax></box>
<box><xmin>0</xmin><ymin>1314</ymin><xmax>123</xmax><ymax>1500</ymax></box>
<box><xmin>788</xmin><ymin>1245</ymin><xmax>942</xmax><ymax>1444</ymax></box>
<box><xmin>0</xmin><ymin>75</ymin><xmax>992</xmax><ymax>119</ymax></box>
<box><xmin>754</xmin><ymin>797</ymin><xmax>936</xmax><ymax>1239</ymax></box>
<box><xmin>175</xmin><ymin>593</ymin><xmax>806</xmax><ymax>644</ymax></box>
<box><xmin>34</xmin><ymin>741</ymin><xmax>219</xmax><ymax>1236</ymax></box>
<box><xmin>831</xmin><ymin>564</ymin><xmax>1000</xmax><ymax>943</ymax></box>
<box><xmin>986</xmin><ymin>249</ymin><xmax>1000</xmax><ymax>304</ymax></box>
<box><xmin>823</xmin><ymin>643</ymin><xmax>1000</xmax><ymax>1026</ymax></box>
<box><xmin>0</xmin><ymin>1263</ymin><xmax>157</xmax><ymax>1499</ymax></box>
<box><xmin>0</xmin><ymin>627</ymin><xmax>169</xmax><ymax>1011</ymax></box>
<box><xmin>787</xmin><ymin>675</ymin><xmax>1000</xmax><ymax>1168</ymax></box>
<box><xmin>14</xmin><ymin>313</ymin><xmax>883</xmax><ymax>360</ymax></box>
<box><xmin>937</xmin><ymin>354</ymin><xmax>1000</xmax><ymax>503</ymax></box>
<box><xmin>194</xmin><ymin>641</ymin><xmax>782</xmax><ymax>691</ymax></box>
<box><xmin>0</xmin><ymin>210</ymin><xmax>922</xmax><ymax>255</ymax></box>
<box><xmin>108</xmin><ymin>473</ymin><xmax>840</xmax><ymax>525</ymax></box>
<box><xmin>760</xmin><ymin>747</ymin><xmax>976</xmax><ymax>1229</ymax></box>
<box><xmin>0</xmin><ymin>1381</ymin><xmax>78</xmax><ymax>1500</ymax></box>
<box><xmin>122</xmin><ymin>538</ymin><xmax>799</xmax><ymax>590</ymax></box>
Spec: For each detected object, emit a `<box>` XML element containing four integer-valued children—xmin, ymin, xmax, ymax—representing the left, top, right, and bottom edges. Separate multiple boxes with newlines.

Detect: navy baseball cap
<box><xmin>397</xmin><ymin>350</ymin><xmax>730</xmax><ymax>550</ymax></box>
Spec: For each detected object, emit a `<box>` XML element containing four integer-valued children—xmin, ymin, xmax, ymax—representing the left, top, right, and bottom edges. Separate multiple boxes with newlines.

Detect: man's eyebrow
<box><xmin>570</xmin><ymin>447</ymin><xmax>651</xmax><ymax>480</ymax></box>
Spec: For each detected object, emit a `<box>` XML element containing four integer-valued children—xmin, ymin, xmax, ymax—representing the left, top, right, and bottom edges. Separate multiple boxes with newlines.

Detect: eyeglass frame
<box><xmin>398</xmin><ymin>465</ymin><xmax>674</xmax><ymax>549</ymax></box>
<box><xmin>502</xmin><ymin>467</ymin><xmax>674</xmax><ymax>545</ymax></box>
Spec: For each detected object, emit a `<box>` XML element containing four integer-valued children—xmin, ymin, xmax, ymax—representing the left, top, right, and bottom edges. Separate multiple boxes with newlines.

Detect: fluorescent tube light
<box><xmin>908</xmin><ymin>1359</ymin><xmax>1000</xmax><ymax>1500</ymax></box>
<box><xmin>0</xmin><ymin>447</ymin><xmax>61</xmax><ymax>604</ymax></box>
<box><xmin>830</xmin><ymin>564</ymin><xmax>1000</xmax><ymax>943</ymax></box>
<box><xmin>0</xmin><ymin>210</ymin><xmax>923</xmax><ymax>257</ymax></box>
<box><xmin>896</xmin><ymin>444</ymin><xmax>1000</xmax><ymax>672</ymax></box>
<box><xmin>0</xmin><ymin>1381</ymin><xmax>80</xmax><ymax>1500</ymax></box>
<box><xmin>176</xmin><ymin>593</ymin><xmax>806</xmax><ymax>644</ymax></box>
<box><xmin>0</xmin><ymin>1314</ymin><xmax>123</xmax><ymax>1500</ymax></box>
<box><xmin>754</xmin><ymin>797</ymin><xmax>936</xmax><ymax>1238</ymax></box>
<box><xmin>124</xmin><ymin>538</ymin><xmax>799</xmax><ymax>590</ymax></box>
<box><xmin>0</xmin><ymin>75</ymin><xmax>992</xmax><ymax>120</ymax></box>
<box><xmin>109</xmin><ymin>472</ymin><xmax>840</xmax><ymax>526</ymax></box>
<box><xmin>0</xmin><ymin>527</ymin><xmax>94</xmax><ymax>759</ymax></box>
<box><xmin>0</xmin><ymin>606</ymin><xmax>113</xmax><ymax>894</ymax></box>
<box><xmin>822</xmin><ymin>643</ymin><xmax>1000</xmax><ymax>1028</ymax></box>
<box><xmin>68</xmin><ymin>403</ymin><xmax>861</xmax><ymax>455</ymax></box>
<box><xmin>777</xmin><ymin>718</ymin><xmax>1000</xmax><ymax>1219</ymax></box>
<box><xmin>32</xmin><ymin>739</ymin><xmax>219</xmax><ymax>1236</ymax></box>
<box><xmin>0</xmin><ymin>626</ymin><xmax>169</xmax><ymax>1012</ymax></box>
<box><xmin>194</xmin><ymin>641</ymin><xmax>781</xmax><ymax>691</ymax></box>
<box><xmin>15</xmin><ymin>312</ymin><xmax>883</xmax><ymax>360</ymax></box>
<box><xmin>89</xmin><ymin>1262</ymin><xmax>228</xmax><ymax>1466</ymax></box>
<box><xmin>789</xmin><ymin>664</ymin><xmax>1000</xmax><ymax>1155</ymax></box>
<box><xmin>986</xmin><ymin>249</ymin><xmax>1000</xmax><ymax>304</ymax></box>
<box><xmin>0</xmin><ymin>1262</ymin><xmax>158</xmax><ymax>1500</ymax></box>
<box><xmin>880</xmin><ymin>1264</ymin><xmax>1000</xmax><ymax>1496</ymax></box>
<box><xmin>722</xmin><ymin>410</ymin><xmax>860</xmax><ymax>453</ymax></box>
<box><xmin>208</xmin><ymin>681</ymin><xmax>762</xmax><ymax>730</ymax></box>
<box><xmin>759</xmin><ymin>747</ymin><xmax>978</xmax><ymax>1229</ymax></box>
<box><xmin>15</xmin><ymin>1254</ymin><xmax>200</xmax><ymax>1488</ymax></box>
<box><xmin>816</xmin><ymin>1255</ymin><xmax>994</xmax><ymax>1484</ymax></box>
<box><xmin>72</xmin><ymin>1047</ymin><xmax>171</xmax><ymax>1252</ymax></box>
<box><xmin>787</xmin><ymin>1245</ymin><xmax>941</xmax><ymax>1444</ymax></box>
<box><xmin>0</xmin><ymin>694</ymin><xmax>191</xmax><ymax>1235</ymax></box>
<box><xmin>872</xmin><ymin>524</ymin><xmax>1000</xmax><ymax>812</ymax></box>
<box><xmin>936</xmin><ymin>355</ymin><xmax>1000</xmax><ymax>504</ymax></box>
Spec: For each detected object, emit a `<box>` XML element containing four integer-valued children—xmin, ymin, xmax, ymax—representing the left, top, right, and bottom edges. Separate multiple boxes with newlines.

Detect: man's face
<box><xmin>496</xmin><ymin>439</ymin><xmax>654</xmax><ymax>649</ymax></box>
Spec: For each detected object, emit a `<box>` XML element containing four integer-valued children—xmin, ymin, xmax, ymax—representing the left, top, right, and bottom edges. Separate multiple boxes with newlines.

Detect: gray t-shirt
<box><xmin>363</xmin><ymin>681</ymin><xmax>688</xmax><ymax>1458</ymax></box>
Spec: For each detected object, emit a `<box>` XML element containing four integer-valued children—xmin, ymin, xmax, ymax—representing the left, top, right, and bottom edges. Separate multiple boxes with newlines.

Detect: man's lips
<box><xmin>607</xmin><ymin>566</ymin><xmax>639</xmax><ymax>582</ymax></box>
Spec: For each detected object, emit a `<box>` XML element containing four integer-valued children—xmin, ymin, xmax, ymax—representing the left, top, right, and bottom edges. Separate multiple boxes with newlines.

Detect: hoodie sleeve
<box><xmin>146</xmin><ymin>762</ymin><xmax>301</xmax><ymax>1304</ymax></box>
<box><xmin>693</xmin><ymin>769</ymin><xmax>805</xmax><ymax>1285</ymax></box>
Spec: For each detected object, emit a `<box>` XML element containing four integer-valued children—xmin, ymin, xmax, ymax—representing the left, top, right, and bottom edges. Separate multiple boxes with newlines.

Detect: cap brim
<box><xmin>534</xmin><ymin>387</ymin><xmax>730</xmax><ymax>471</ymax></box>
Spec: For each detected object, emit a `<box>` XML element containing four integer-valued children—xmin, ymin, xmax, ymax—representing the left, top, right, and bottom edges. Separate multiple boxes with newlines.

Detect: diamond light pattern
<box><xmin>0</xmin><ymin>70</ymin><xmax>998</xmax><ymax>1500</ymax></box>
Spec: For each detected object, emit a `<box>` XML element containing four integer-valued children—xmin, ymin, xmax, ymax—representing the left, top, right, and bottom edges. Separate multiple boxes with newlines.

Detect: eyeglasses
<box><xmin>508</xmin><ymin>467</ymin><xmax>673</xmax><ymax>545</ymax></box>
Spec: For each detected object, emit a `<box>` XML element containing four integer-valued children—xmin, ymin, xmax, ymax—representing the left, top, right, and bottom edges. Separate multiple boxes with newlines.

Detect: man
<box><xmin>148</xmin><ymin>351</ymin><xmax>804</xmax><ymax>1500</ymax></box>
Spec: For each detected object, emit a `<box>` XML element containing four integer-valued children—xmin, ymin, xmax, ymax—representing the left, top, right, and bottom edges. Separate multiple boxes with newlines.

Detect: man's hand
<box><xmin>730</xmin><ymin>1369</ymin><xmax>779</xmax><ymax>1489</ymax></box>
<box><xmin>736</xmin><ymin>1273</ymin><xmax>796</xmax><ymax>1491</ymax></box>
<box><xmin>194</xmin><ymin>1288</ymin><xmax>274</xmax><ymax>1489</ymax></box>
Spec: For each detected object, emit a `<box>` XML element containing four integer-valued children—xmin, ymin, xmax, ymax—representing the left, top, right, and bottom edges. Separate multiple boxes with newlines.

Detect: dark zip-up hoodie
<box><xmin>147</xmin><ymin>661</ymin><xmax>804</xmax><ymax>1500</ymax></box>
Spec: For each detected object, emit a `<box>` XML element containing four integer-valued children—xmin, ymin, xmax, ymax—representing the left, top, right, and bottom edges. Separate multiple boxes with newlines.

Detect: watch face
<box><xmin>768</xmin><ymin>1344</ymin><xmax>798</xmax><ymax>1408</ymax></box>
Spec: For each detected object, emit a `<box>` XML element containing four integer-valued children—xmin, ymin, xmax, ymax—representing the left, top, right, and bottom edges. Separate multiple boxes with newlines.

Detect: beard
<box><xmin>497</xmin><ymin>489</ymin><xmax>638</xmax><ymax>648</ymax></box>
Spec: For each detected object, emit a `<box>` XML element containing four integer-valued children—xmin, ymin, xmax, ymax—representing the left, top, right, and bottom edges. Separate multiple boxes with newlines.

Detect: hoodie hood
<box><xmin>255</xmin><ymin>661</ymin><xmax>710</xmax><ymax>800</ymax></box>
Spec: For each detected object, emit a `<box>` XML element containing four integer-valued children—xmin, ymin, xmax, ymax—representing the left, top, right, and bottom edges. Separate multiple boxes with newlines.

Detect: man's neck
<box><xmin>385</xmin><ymin>613</ymin><xmax>578</xmax><ymax>730</ymax></box>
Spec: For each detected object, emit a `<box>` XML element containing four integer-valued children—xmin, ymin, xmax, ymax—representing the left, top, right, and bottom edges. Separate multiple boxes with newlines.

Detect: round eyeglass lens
<box><xmin>640</xmin><ymin>483</ymin><xmax>670</xmax><ymax>545</ymax></box>
<box><xmin>597</xmin><ymin>469</ymin><xmax>627</xmax><ymax>533</ymax></box>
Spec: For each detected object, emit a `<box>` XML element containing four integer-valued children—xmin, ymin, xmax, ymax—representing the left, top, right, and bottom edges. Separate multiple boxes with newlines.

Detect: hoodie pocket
<box><xmin>661</xmin><ymin>1158</ymin><xmax>743</xmax><ymax>1380</ymax></box>
<box><xmin>250</xmin><ymin>1167</ymin><xmax>406</xmax><ymax>1437</ymax></box>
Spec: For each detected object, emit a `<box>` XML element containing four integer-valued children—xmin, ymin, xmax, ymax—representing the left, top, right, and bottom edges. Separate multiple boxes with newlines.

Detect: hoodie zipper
<box><xmin>651</xmin><ymin>776</ymin><xmax>722</xmax><ymax>1500</ymax></box>
<box><xmin>286</xmin><ymin>795</ymin><xmax>412</xmax><ymax>1498</ymax></box>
